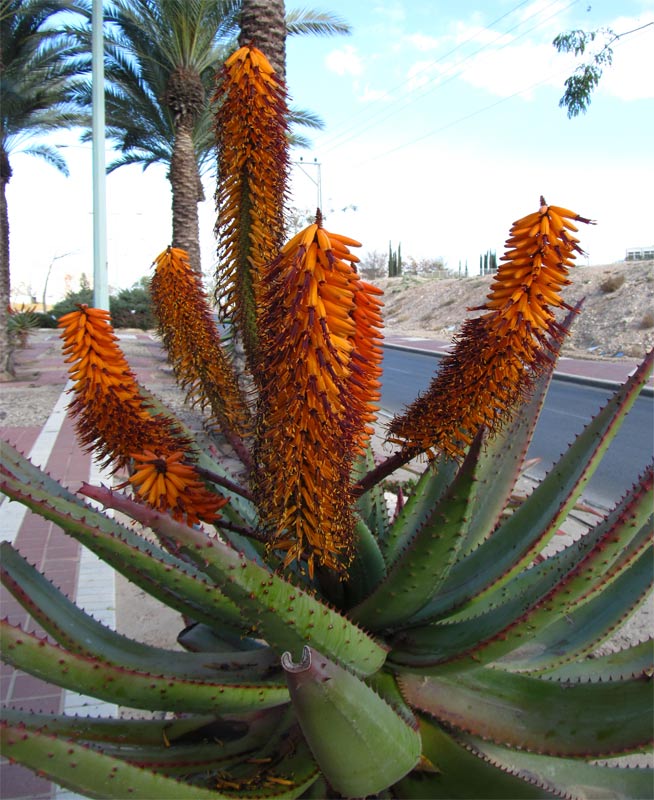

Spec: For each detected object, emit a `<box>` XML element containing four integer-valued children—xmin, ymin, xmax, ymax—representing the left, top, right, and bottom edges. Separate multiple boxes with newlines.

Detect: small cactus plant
<box><xmin>1</xmin><ymin>44</ymin><xmax>652</xmax><ymax>800</ymax></box>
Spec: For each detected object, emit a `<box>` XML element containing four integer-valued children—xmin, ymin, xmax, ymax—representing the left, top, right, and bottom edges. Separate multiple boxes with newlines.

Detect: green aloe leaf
<box><xmin>0</xmin><ymin>542</ymin><xmax>277</xmax><ymax>680</ymax></box>
<box><xmin>497</xmin><ymin>542</ymin><xmax>654</xmax><ymax>673</ymax></box>
<box><xmin>390</xmin><ymin>543</ymin><xmax>651</xmax><ymax>674</ymax></box>
<box><xmin>350</xmin><ymin>435</ymin><xmax>482</xmax><ymax>631</ymax></box>
<box><xmin>460</xmin><ymin>356</ymin><xmax>557</xmax><ymax>556</ymax></box>
<box><xmin>0</xmin><ymin>706</ymin><xmax>278</xmax><ymax>746</ymax></box>
<box><xmin>534</xmin><ymin>639</ymin><xmax>653</xmax><ymax>682</ymax></box>
<box><xmin>383</xmin><ymin>453</ymin><xmax>458</xmax><ymax>566</ymax></box>
<box><xmin>468</xmin><ymin>736</ymin><xmax>653</xmax><ymax>800</ymax></box>
<box><xmin>352</xmin><ymin>442</ymin><xmax>390</xmax><ymax>546</ymax></box>
<box><xmin>1</xmin><ymin>620</ymin><xmax>289</xmax><ymax>714</ymax></box>
<box><xmin>177</xmin><ymin>622</ymin><xmax>266</xmax><ymax>653</ymax></box>
<box><xmin>85</xmin><ymin>486</ymin><xmax>388</xmax><ymax>677</ymax></box>
<box><xmin>390</xmin><ymin>472</ymin><xmax>652</xmax><ymax>672</ymax></box>
<box><xmin>400</xmin><ymin>666</ymin><xmax>653</xmax><ymax>756</ymax></box>
<box><xmin>0</xmin><ymin>440</ymin><xmax>79</xmax><ymax>501</ymax></box>
<box><xmin>0</xmin><ymin>473</ymin><xmax>248</xmax><ymax>635</ymax></box>
<box><xmin>282</xmin><ymin>645</ymin><xmax>421</xmax><ymax>797</ymax></box>
<box><xmin>0</xmin><ymin>721</ymin><xmax>227</xmax><ymax>799</ymax></box>
<box><xmin>410</xmin><ymin>350</ymin><xmax>654</xmax><ymax>624</ymax></box>
<box><xmin>393</xmin><ymin>716</ymin><xmax>554</xmax><ymax>799</ymax></box>
<box><xmin>0</xmin><ymin>718</ymin><xmax>315</xmax><ymax>799</ymax></box>
<box><xmin>341</xmin><ymin>515</ymin><xmax>387</xmax><ymax>606</ymax></box>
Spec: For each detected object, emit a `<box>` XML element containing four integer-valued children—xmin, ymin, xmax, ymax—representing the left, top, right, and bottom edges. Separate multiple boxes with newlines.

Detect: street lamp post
<box><xmin>92</xmin><ymin>0</ymin><xmax>108</xmax><ymax>309</ymax></box>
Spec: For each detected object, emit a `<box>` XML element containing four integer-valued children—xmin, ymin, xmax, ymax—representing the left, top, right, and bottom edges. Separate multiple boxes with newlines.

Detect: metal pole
<box><xmin>92</xmin><ymin>0</ymin><xmax>108</xmax><ymax>309</ymax></box>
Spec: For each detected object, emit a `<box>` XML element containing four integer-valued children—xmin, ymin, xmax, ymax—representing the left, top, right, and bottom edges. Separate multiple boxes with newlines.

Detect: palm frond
<box><xmin>285</xmin><ymin>7</ymin><xmax>351</xmax><ymax>37</ymax></box>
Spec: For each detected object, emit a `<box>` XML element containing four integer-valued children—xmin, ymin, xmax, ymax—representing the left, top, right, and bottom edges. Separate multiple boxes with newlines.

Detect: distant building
<box><xmin>625</xmin><ymin>245</ymin><xmax>654</xmax><ymax>261</ymax></box>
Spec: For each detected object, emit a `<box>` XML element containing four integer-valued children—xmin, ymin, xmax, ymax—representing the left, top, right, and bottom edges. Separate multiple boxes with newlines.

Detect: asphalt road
<box><xmin>379</xmin><ymin>347</ymin><xmax>654</xmax><ymax>509</ymax></box>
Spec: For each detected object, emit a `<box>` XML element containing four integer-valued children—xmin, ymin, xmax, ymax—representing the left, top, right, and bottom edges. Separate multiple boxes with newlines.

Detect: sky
<box><xmin>8</xmin><ymin>0</ymin><xmax>654</xmax><ymax>306</ymax></box>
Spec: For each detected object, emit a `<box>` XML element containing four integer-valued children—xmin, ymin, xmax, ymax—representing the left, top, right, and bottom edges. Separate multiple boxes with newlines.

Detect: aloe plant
<box><xmin>1</xmin><ymin>43</ymin><xmax>653</xmax><ymax>800</ymax></box>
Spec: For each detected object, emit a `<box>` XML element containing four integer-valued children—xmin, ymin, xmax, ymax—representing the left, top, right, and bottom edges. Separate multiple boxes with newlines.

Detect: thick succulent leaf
<box><xmin>349</xmin><ymin>435</ymin><xmax>482</xmax><ymax>631</ymax></box>
<box><xmin>177</xmin><ymin>622</ymin><xmax>267</xmax><ymax>653</ymax></box>
<box><xmin>282</xmin><ymin>645</ymin><xmax>421</xmax><ymax>797</ymax></box>
<box><xmin>409</xmin><ymin>350</ymin><xmax>654</xmax><ymax>623</ymax></box>
<box><xmin>0</xmin><ymin>474</ymin><xmax>248</xmax><ymax>636</ymax></box>
<box><xmin>0</xmin><ymin>719</ymin><xmax>317</xmax><ymax>799</ymax></box>
<box><xmin>341</xmin><ymin>516</ymin><xmax>387</xmax><ymax>607</ymax></box>
<box><xmin>0</xmin><ymin>706</ymin><xmax>275</xmax><ymax>746</ymax></box>
<box><xmin>352</xmin><ymin>443</ymin><xmax>390</xmax><ymax>545</ymax></box>
<box><xmin>456</xmin><ymin>465</ymin><xmax>653</xmax><ymax>621</ymax></box>
<box><xmin>460</xmin><ymin>340</ymin><xmax>559</xmax><ymax>556</ymax></box>
<box><xmin>400</xmin><ymin>667</ymin><xmax>653</xmax><ymax>756</ymax></box>
<box><xmin>207</xmin><ymin>726</ymin><xmax>320</xmax><ymax>799</ymax></box>
<box><xmin>0</xmin><ymin>439</ymin><xmax>79</xmax><ymax>501</ymax></box>
<box><xmin>0</xmin><ymin>542</ymin><xmax>277</xmax><ymax>681</ymax></box>
<box><xmin>393</xmin><ymin>716</ymin><xmax>554</xmax><ymax>799</ymax></box>
<box><xmin>469</xmin><ymin>736</ymin><xmax>654</xmax><ymax>800</ymax></box>
<box><xmin>0</xmin><ymin>708</ymin><xmax>281</xmax><ymax>777</ymax></box>
<box><xmin>535</xmin><ymin>639</ymin><xmax>654</xmax><ymax>682</ymax></box>
<box><xmin>84</xmin><ymin>489</ymin><xmax>388</xmax><ymax>677</ymax></box>
<box><xmin>1</xmin><ymin>621</ymin><xmax>289</xmax><ymax>714</ymax></box>
<box><xmin>390</xmin><ymin>480</ymin><xmax>653</xmax><ymax>672</ymax></box>
<box><xmin>0</xmin><ymin>721</ymin><xmax>228</xmax><ymax>799</ymax></box>
<box><xmin>382</xmin><ymin>453</ymin><xmax>458</xmax><ymax>566</ymax></box>
<box><xmin>497</xmin><ymin>543</ymin><xmax>654</xmax><ymax>673</ymax></box>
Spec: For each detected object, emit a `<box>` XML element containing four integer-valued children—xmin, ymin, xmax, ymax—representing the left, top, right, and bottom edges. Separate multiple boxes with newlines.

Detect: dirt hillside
<box><xmin>376</xmin><ymin>260</ymin><xmax>654</xmax><ymax>360</ymax></box>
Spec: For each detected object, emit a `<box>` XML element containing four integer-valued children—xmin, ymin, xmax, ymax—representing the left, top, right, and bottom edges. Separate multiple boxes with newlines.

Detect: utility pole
<box><xmin>92</xmin><ymin>0</ymin><xmax>109</xmax><ymax>309</ymax></box>
<box><xmin>294</xmin><ymin>157</ymin><xmax>322</xmax><ymax>212</ymax></box>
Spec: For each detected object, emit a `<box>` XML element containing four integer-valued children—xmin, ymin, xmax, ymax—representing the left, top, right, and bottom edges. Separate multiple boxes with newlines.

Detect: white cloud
<box><xmin>458</xmin><ymin>41</ymin><xmax>570</xmax><ymax>99</ymax></box>
<box><xmin>359</xmin><ymin>86</ymin><xmax>392</xmax><ymax>103</ymax></box>
<box><xmin>405</xmin><ymin>32</ymin><xmax>441</xmax><ymax>52</ymax></box>
<box><xmin>325</xmin><ymin>45</ymin><xmax>364</xmax><ymax>77</ymax></box>
<box><xmin>372</xmin><ymin>0</ymin><xmax>406</xmax><ymax>26</ymax></box>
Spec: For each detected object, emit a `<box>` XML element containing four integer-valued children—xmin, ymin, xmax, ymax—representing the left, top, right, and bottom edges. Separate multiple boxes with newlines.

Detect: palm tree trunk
<box><xmin>239</xmin><ymin>0</ymin><xmax>286</xmax><ymax>81</ymax></box>
<box><xmin>170</xmin><ymin>125</ymin><xmax>203</xmax><ymax>273</ymax></box>
<box><xmin>0</xmin><ymin>149</ymin><xmax>15</xmax><ymax>380</ymax></box>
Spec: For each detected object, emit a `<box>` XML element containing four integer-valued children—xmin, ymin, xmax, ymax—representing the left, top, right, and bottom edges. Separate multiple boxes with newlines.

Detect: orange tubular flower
<box><xmin>213</xmin><ymin>45</ymin><xmax>289</xmax><ymax>372</ymax></box>
<box><xmin>151</xmin><ymin>247</ymin><xmax>251</xmax><ymax>440</ymax></box>
<box><xmin>128</xmin><ymin>450</ymin><xmax>226</xmax><ymax>526</ymax></box>
<box><xmin>389</xmin><ymin>200</ymin><xmax>594</xmax><ymax>460</ymax></box>
<box><xmin>58</xmin><ymin>306</ymin><xmax>224</xmax><ymax>524</ymax></box>
<box><xmin>253</xmin><ymin>219</ymin><xmax>382</xmax><ymax>576</ymax></box>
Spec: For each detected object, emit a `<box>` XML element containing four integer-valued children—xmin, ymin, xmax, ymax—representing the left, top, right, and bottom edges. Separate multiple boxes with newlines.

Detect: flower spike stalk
<box><xmin>58</xmin><ymin>306</ymin><xmax>225</xmax><ymax>525</ymax></box>
<box><xmin>389</xmin><ymin>199</ymin><xmax>594</xmax><ymax>460</ymax></box>
<box><xmin>213</xmin><ymin>45</ymin><xmax>289</xmax><ymax>374</ymax></box>
<box><xmin>253</xmin><ymin>214</ymin><xmax>383</xmax><ymax>577</ymax></box>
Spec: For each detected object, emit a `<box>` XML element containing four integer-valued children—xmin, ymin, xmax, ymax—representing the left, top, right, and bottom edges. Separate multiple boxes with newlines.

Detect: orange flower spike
<box><xmin>214</xmin><ymin>46</ymin><xmax>289</xmax><ymax>372</ymax></box>
<box><xmin>389</xmin><ymin>200</ymin><xmax>593</xmax><ymax>459</ymax></box>
<box><xmin>151</xmin><ymin>247</ymin><xmax>251</xmax><ymax>440</ymax></box>
<box><xmin>254</xmin><ymin>219</ymin><xmax>371</xmax><ymax>574</ymax></box>
<box><xmin>58</xmin><ymin>306</ymin><xmax>189</xmax><ymax>471</ymax></box>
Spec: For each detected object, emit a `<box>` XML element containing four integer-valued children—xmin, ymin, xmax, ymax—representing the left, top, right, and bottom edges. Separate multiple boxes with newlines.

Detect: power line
<box><xmin>314</xmin><ymin>0</ymin><xmax>535</xmax><ymax>151</ymax></box>
<box><xmin>315</xmin><ymin>0</ymin><xmax>579</xmax><ymax>156</ymax></box>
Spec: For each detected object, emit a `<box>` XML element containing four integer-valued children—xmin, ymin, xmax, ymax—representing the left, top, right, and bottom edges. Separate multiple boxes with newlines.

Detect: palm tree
<box><xmin>0</xmin><ymin>0</ymin><xmax>90</xmax><ymax>380</ymax></box>
<box><xmin>239</xmin><ymin>0</ymin><xmax>286</xmax><ymax>77</ymax></box>
<box><xmin>72</xmin><ymin>0</ymin><xmax>349</xmax><ymax>273</ymax></box>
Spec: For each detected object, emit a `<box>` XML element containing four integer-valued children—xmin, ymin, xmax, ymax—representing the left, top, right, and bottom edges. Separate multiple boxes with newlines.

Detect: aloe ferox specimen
<box><xmin>1</xmin><ymin>44</ymin><xmax>653</xmax><ymax>800</ymax></box>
